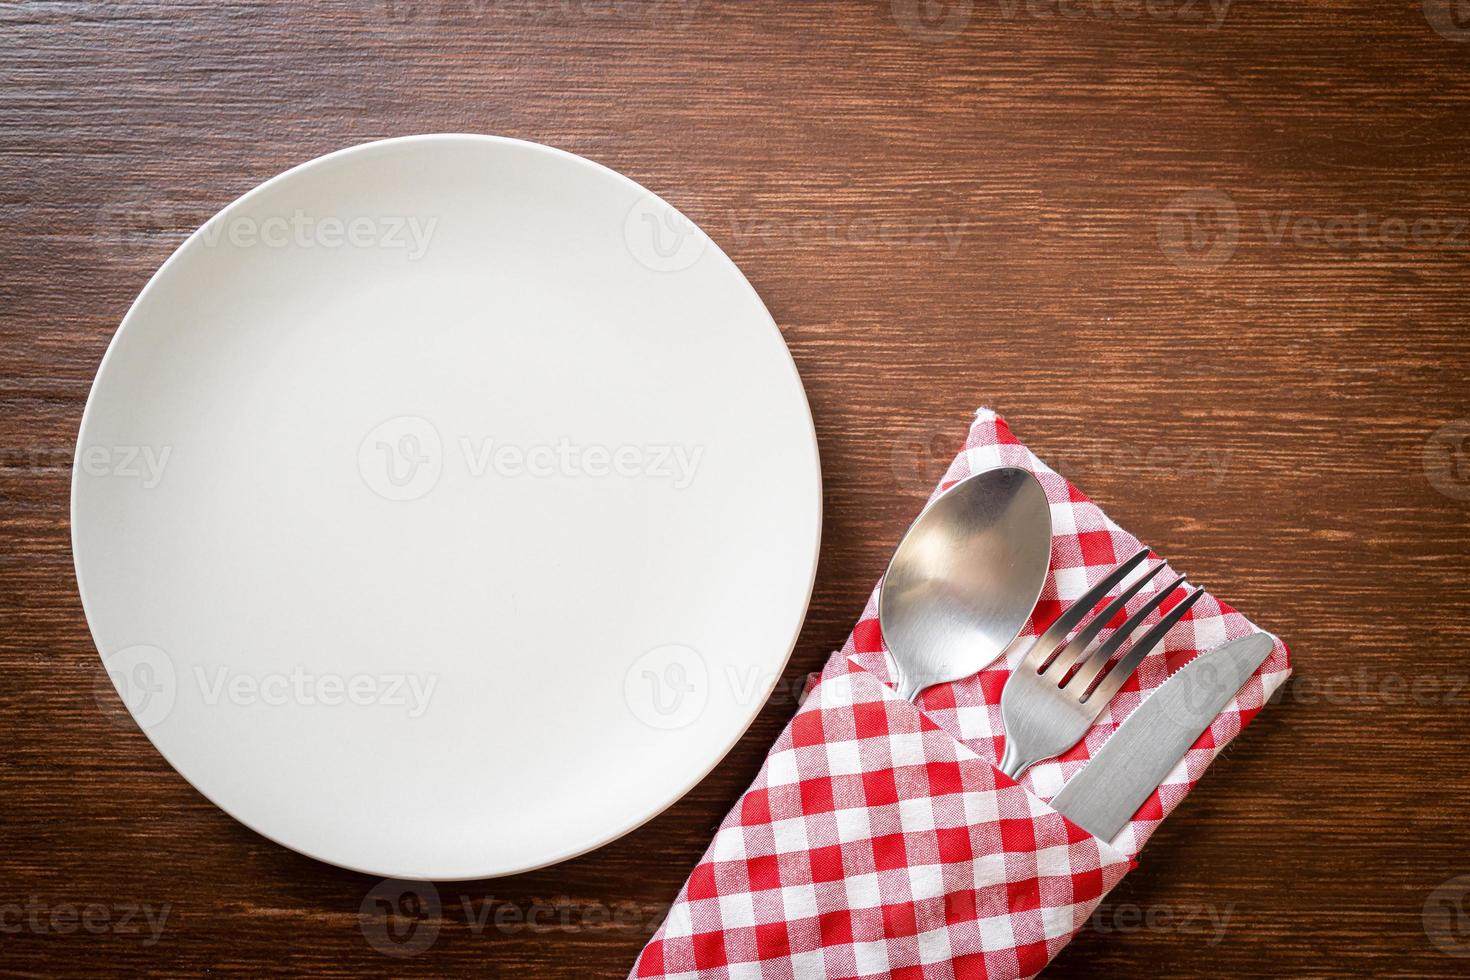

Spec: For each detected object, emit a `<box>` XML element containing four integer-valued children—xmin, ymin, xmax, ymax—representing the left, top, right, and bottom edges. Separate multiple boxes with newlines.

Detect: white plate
<box><xmin>73</xmin><ymin>135</ymin><xmax>821</xmax><ymax>880</ymax></box>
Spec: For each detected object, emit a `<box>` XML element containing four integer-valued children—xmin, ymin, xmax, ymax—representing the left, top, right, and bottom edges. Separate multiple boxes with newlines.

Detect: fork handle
<box><xmin>998</xmin><ymin>741</ymin><xmax>1031</xmax><ymax>781</ymax></box>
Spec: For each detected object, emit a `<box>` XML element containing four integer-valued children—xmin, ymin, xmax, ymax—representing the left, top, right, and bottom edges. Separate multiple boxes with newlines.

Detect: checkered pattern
<box><xmin>631</xmin><ymin>409</ymin><xmax>1291</xmax><ymax>979</ymax></box>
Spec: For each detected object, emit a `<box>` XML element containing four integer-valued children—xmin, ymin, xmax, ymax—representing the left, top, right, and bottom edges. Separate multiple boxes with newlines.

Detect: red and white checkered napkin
<box><xmin>631</xmin><ymin>409</ymin><xmax>1291</xmax><ymax>980</ymax></box>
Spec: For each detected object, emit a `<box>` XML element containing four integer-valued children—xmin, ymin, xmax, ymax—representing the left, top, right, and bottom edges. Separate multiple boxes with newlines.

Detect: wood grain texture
<box><xmin>3</xmin><ymin>0</ymin><xmax>1469</xmax><ymax>975</ymax></box>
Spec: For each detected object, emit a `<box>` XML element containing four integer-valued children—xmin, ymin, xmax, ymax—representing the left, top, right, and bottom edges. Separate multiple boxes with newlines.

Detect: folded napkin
<box><xmin>631</xmin><ymin>409</ymin><xmax>1291</xmax><ymax>980</ymax></box>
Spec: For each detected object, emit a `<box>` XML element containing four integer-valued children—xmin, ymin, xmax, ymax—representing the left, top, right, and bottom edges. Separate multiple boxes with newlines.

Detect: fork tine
<box><xmin>1042</xmin><ymin>562</ymin><xmax>1166</xmax><ymax>677</ymax></box>
<box><xmin>1063</xmin><ymin>574</ymin><xmax>1186</xmax><ymax>693</ymax></box>
<box><xmin>1022</xmin><ymin>546</ymin><xmax>1151</xmax><ymax>671</ymax></box>
<box><xmin>1080</xmin><ymin>586</ymin><xmax>1206</xmax><ymax>707</ymax></box>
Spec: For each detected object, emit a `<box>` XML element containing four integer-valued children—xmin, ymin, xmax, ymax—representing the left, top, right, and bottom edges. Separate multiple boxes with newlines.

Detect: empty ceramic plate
<box><xmin>73</xmin><ymin>134</ymin><xmax>822</xmax><ymax>879</ymax></box>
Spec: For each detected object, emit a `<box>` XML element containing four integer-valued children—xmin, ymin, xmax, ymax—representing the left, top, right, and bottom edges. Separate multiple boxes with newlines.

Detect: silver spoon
<box><xmin>879</xmin><ymin>466</ymin><xmax>1052</xmax><ymax>701</ymax></box>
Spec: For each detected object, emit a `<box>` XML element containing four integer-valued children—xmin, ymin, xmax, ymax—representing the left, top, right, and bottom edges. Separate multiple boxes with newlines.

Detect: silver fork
<box><xmin>997</xmin><ymin>547</ymin><xmax>1204</xmax><ymax>780</ymax></box>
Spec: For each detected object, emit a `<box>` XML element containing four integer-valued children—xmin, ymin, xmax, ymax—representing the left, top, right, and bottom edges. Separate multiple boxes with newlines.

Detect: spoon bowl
<box><xmin>879</xmin><ymin>467</ymin><xmax>1052</xmax><ymax>701</ymax></box>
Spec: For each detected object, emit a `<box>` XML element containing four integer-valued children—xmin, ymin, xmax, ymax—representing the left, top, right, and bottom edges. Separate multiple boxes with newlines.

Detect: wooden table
<box><xmin>4</xmin><ymin>1</ymin><xmax>1468</xmax><ymax>976</ymax></box>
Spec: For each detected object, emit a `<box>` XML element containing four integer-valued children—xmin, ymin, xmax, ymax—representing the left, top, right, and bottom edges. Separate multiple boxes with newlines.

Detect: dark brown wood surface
<box><xmin>4</xmin><ymin>0</ymin><xmax>1469</xmax><ymax>976</ymax></box>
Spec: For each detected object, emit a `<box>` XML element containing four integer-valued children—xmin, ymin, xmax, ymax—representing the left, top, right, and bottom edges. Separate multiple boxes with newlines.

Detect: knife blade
<box><xmin>1047</xmin><ymin>633</ymin><xmax>1274</xmax><ymax>843</ymax></box>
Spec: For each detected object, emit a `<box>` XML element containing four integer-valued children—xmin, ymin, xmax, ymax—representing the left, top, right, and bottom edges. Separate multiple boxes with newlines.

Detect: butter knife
<box><xmin>1048</xmin><ymin>633</ymin><xmax>1275</xmax><ymax>843</ymax></box>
